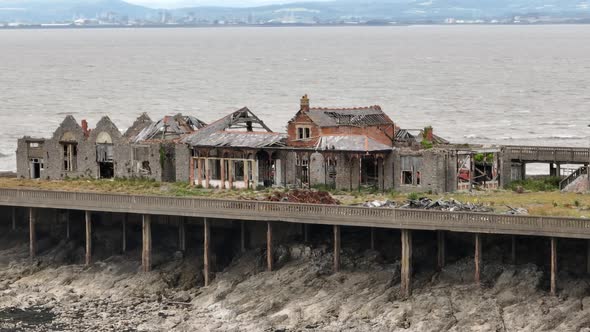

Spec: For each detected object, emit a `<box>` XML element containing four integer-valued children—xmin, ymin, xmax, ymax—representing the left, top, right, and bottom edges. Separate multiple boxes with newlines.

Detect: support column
<box><xmin>370</xmin><ymin>227</ymin><xmax>375</xmax><ymax>251</ymax></box>
<box><xmin>266</xmin><ymin>221</ymin><xmax>273</xmax><ymax>272</ymax></box>
<box><xmin>240</xmin><ymin>221</ymin><xmax>246</xmax><ymax>253</ymax></box>
<box><xmin>550</xmin><ymin>237</ymin><xmax>557</xmax><ymax>296</ymax></box>
<box><xmin>178</xmin><ymin>218</ymin><xmax>186</xmax><ymax>252</ymax></box>
<box><xmin>304</xmin><ymin>224</ymin><xmax>309</xmax><ymax>243</ymax></box>
<box><xmin>437</xmin><ymin>231</ymin><xmax>445</xmax><ymax>270</ymax></box>
<box><xmin>511</xmin><ymin>235</ymin><xmax>516</xmax><ymax>265</ymax></box>
<box><xmin>244</xmin><ymin>161</ymin><xmax>250</xmax><ymax>189</ymax></box>
<box><xmin>520</xmin><ymin>162</ymin><xmax>526</xmax><ymax>180</ymax></box>
<box><xmin>228</xmin><ymin>160</ymin><xmax>234</xmax><ymax>189</ymax></box>
<box><xmin>400</xmin><ymin>229</ymin><xmax>412</xmax><ymax>297</ymax></box>
<box><xmin>587</xmin><ymin>240</ymin><xmax>590</xmax><ymax>275</ymax></box>
<box><xmin>556</xmin><ymin>163</ymin><xmax>561</xmax><ymax>177</ymax></box>
<box><xmin>29</xmin><ymin>208</ymin><xmax>36</xmax><ymax>259</ymax></box>
<box><xmin>204</xmin><ymin>218</ymin><xmax>210</xmax><ymax>286</ymax></box>
<box><xmin>122</xmin><ymin>214</ymin><xmax>127</xmax><ymax>253</ymax></box>
<box><xmin>142</xmin><ymin>215</ymin><xmax>152</xmax><ymax>272</ymax></box>
<box><xmin>11</xmin><ymin>207</ymin><xmax>16</xmax><ymax>231</ymax></box>
<box><xmin>220</xmin><ymin>158</ymin><xmax>226</xmax><ymax>189</ymax></box>
<box><xmin>204</xmin><ymin>159</ymin><xmax>210</xmax><ymax>189</ymax></box>
<box><xmin>85</xmin><ymin>211</ymin><xmax>92</xmax><ymax>266</ymax></box>
<box><xmin>65</xmin><ymin>211</ymin><xmax>70</xmax><ymax>240</ymax></box>
<box><xmin>475</xmin><ymin>233</ymin><xmax>482</xmax><ymax>284</ymax></box>
<box><xmin>334</xmin><ymin>225</ymin><xmax>341</xmax><ymax>273</ymax></box>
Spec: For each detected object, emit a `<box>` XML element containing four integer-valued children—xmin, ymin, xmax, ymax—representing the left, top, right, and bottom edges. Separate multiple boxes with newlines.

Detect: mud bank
<box><xmin>1</xmin><ymin>229</ymin><xmax>590</xmax><ymax>332</ymax></box>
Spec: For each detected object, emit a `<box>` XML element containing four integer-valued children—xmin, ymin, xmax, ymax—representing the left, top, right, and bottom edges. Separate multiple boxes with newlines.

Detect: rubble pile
<box><xmin>261</xmin><ymin>189</ymin><xmax>340</xmax><ymax>205</ymax></box>
<box><xmin>360</xmin><ymin>197</ymin><xmax>493</xmax><ymax>212</ymax></box>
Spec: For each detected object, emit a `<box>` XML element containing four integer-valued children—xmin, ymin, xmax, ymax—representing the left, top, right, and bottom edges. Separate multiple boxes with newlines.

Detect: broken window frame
<box><xmin>62</xmin><ymin>142</ymin><xmax>77</xmax><ymax>172</ymax></box>
<box><xmin>296</xmin><ymin>126</ymin><xmax>311</xmax><ymax>140</ymax></box>
<box><xmin>402</xmin><ymin>170</ymin><xmax>413</xmax><ymax>185</ymax></box>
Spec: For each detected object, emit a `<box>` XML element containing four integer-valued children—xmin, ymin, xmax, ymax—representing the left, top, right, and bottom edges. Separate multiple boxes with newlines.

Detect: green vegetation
<box><xmin>504</xmin><ymin>177</ymin><xmax>561</xmax><ymax>192</ymax></box>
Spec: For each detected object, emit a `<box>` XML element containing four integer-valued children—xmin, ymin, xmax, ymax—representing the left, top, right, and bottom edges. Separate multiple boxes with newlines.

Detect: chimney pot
<box><xmin>300</xmin><ymin>94</ymin><xmax>310</xmax><ymax>112</ymax></box>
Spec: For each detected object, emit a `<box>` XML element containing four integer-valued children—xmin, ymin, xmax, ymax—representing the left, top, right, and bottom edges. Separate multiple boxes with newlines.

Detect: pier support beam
<box><xmin>178</xmin><ymin>218</ymin><xmax>186</xmax><ymax>252</ymax></box>
<box><xmin>370</xmin><ymin>227</ymin><xmax>375</xmax><ymax>251</ymax></box>
<box><xmin>334</xmin><ymin>225</ymin><xmax>341</xmax><ymax>273</ymax></box>
<box><xmin>437</xmin><ymin>231</ymin><xmax>445</xmax><ymax>270</ymax></box>
<box><xmin>142</xmin><ymin>215</ymin><xmax>152</xmax><ymax>272</ymax></box>
<box><xmin>240</xmin><ymin>221</ymin><xmax>246</xmax><ymax>253</ymax></box>
<box><xmin>85</xmin><ymin>211</ymin><xmax>92</xmax><ymax>266</ymax></box>
<box><xmin>475</xmin><ymin>233</ymin><xmax>482</xmax><ymax>284</ymax></box>
<box><xmin>204</xmin><ymin>218</ymin><xmax>210</xmax><ymax>286</ymax></box>
<box><xmin>266</xmin><ymin>222</ymin><xmax>273</xmax><ymax>272</ymax></box>
<box><xmin>29</xmin><ymin>208</ymin><xmax>36</xmax><ymax>259</ymax></box>
<box><xmin>122</xmin><ymin>214</ymin><xmax>127</xmax><ymax>253</ymax></box>
<box><xmin>400</xmin><ymin>229</ymin><xmax>412</xmax><ymax>297</ymax></box>
<box><xmin>303</xmin><ymin>224</ymin><xmax>309</xmax><ymax>243</ymax></box>
<box><xmin>587</xmin><ymin>240</ymin><xmax>590</xmax><ymax>275</ymax></box>
<box><xmin>550</xmin><ymin>237</ymin><xmax>557</xmax><ymax>296</ymax></box>
<box><xmin>511</xmin><ymin>236</ymin><xmax>516</xmax><ymax>265</ymax></box>
<box><xmin>65</xmin><ymin>211</ymin><xmax>70</xmax><ymax>240</ymax></box>
<box><xmin>11</xmin><ymin>207</ymin><xmax>16</xmax><ymax>231</ymax></box>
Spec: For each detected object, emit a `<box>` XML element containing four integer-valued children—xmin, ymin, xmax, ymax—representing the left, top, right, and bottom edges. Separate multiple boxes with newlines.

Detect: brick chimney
<box><xmin>81</xmin><ymin>120</ymin><xmax>90</xmax><ymax>137</ymax></box>
<box><xmin>424</xmin><ymin>126</ymin><xmax>434</xmax><ymax>142</ymax></box>
<box><xmin>300</xmin><ymin>94</ymin><xmax>310</xmax><ymax>112</ymax></box>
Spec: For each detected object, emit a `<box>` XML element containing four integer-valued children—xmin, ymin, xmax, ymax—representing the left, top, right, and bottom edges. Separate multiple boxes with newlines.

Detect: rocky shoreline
<box><xmin>2</xmin><ymin>231</ymin><xmax>590</xmax><ymax>331</ymax></box>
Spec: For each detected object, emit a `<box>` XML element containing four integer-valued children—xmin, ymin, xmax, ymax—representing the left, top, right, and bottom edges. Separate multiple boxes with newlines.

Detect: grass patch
<box><xmin>504</xmin><ymin>176</ymin><xmax>561</xmax><ymax>192</ymax></box>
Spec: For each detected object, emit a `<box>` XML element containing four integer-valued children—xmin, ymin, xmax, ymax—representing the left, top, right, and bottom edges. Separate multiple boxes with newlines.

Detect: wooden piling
<box><xmin>178</xmin><ymin>218</ymin><xmax>186</xmax><ymax>251</ymax></box>
<box><xmin>475</xmin><ymin>233</ymin><xmax>482</xmax><ymax>284</ymax></box>
<box><xmin>511</xmin><ymin>235</ymin><xmax>516</xmax><ymax>265</ymax></box>
<box><xmin>303</xmin><ymin>224</ymin><xmax>309</xmax><ymax>243</ymax></box>
<box><xmin>11</xmin><ymin>207</ymin><xmax>16</xmax><ymax>231</ymax></box>
<box><xmin>29</xmin><ymin>208</ymin><xmax>36</xmax><ymax>259</ymax></box>
<box><xmin>240</xmin><ymin>221</ymin><xmax>246</xmax><ymax>253</ymax></box>
<box><xmin>85</xmin><ymin>211</ymin><xmax>92</xmax><ymax>266</ymax></box>
<box><xmin>122</xmin><ymin>214</ymin><xmax>127</xmax><ymax>253</ymax></box>
<box><xmin>437</xmin><ymin>230</ymin><xmax>445</xmax><ymax>270</ymax></box>
<box><xmin>370</xmin><ymin>227</ymin><xmax>375</xmax><ymax>251</ymax></box>
<box><xmin>204</xmin><ymin>218</ymin><xmax>210</xmax><ymax>285</ymax></box>
<box><xmin>550</xmin><ymin>237</ymin><xmax>557</xmax><ymax>296</ymax></box>
<box><xmin>334</xmin><ymin>225</ymin><xmax>341</xmax><ymax>273</ymax></box>
<box><xmin>142</xmin><ymin>215</ymin><xmax>152</xmax><ymax>272</ymax></box>
<box><xmin>400</xmin><ymin>229</ymin><xmax>412</xmax><ymax>297</ymax></box>
<box><xmin>65</xmin><ymin>211</ymin><xmax>70</xmax><ymax>240</ymax></box>
<box><xmin>587</xmin><ymin>240</ymin><xmax>590</xmax><ymax>275</ymax></box>
<box><xmin>266</xmin><ymin>221</ymin><xmax>273</xmax><ymax>272</ymax></box>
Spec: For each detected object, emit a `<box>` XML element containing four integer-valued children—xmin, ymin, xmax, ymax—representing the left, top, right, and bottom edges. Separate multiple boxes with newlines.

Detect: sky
<box><xmin>125</xmin><ymin>0</ymin><xmax>303</xmax><ymax>9</ymax></box>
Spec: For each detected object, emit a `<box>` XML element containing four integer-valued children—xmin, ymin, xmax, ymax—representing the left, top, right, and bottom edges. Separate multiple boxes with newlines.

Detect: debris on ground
<box><xmin>505</xmin><ymin>205</ymin><xmax>529</xmax><ymax>215</ymax></box>
<box><xmin>257</xmin><ymin>189</ymin><xmax>340</xmax><ymax>205</ymax></box>
<box><xmin>360</xmin><ymin>200</ymin><xmax>398</xmax><ymax>208</ymax></box>
<box><xmin>358</xmin><ymin>197</ymin><xmax>493</xmax><ymax>212</ymax></box>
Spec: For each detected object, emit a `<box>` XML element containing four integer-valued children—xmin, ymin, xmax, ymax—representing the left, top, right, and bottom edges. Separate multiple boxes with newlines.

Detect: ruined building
<box><xmin>19</xmin><ymin>95</ymin><xmax>581</xmax><ymax>193</ymax></box>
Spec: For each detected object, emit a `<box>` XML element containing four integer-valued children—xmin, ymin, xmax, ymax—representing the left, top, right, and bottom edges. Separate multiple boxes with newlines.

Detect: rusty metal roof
<box><xmin>305</xmin><ymin>106</ymin><xmax>393</xmax><ymax>127</ymax></box>
<box><xmin>315</xmin><ymin>135</ymin><xmax>393</xmax><ymax>152</ymax></box>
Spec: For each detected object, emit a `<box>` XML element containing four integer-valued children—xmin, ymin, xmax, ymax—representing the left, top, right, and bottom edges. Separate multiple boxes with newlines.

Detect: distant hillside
<box><xmin>0</xmin><ymin>0</ymin><xmax>589</xmax><ymax>23</ymax></box>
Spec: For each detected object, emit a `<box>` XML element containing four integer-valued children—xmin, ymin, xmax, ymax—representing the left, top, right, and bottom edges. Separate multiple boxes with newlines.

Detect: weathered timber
<box><xmin>401</xmin><ymin>229</ymin><xmax>412</xmax><ymax>297</ymax></box>
<box><xmin>204</xmin><ymin>218</ymin><xmax>210</xmax><ymax>286</ymax></box>
<box><xmin>122</xmin><ymin>214</ymin><xmax>127</xmax><ymax>253</ymax></box>
<box><xmin>303</xmin><ymin>224</ymin><xmax>309</xmax><ymax>243</ymax></box>
<box><xmin>503</xmin><ymin>146</ymin><xmax>590</xmax><ymax>164</ymax></box>
<box><xmin>334</xmin><ymin>225</ymin><xmax>341</xmax><ymax>273</ymax></box>
<box><xmin>587</xmin><ymin>240</ymin><xmax>590</xmax><ymax>275</ymax></box>
<box><xmin>511</xmin><ymin>235</ymin><xmax>516</xmax><ymax>265</ymax></box>
<box><xmin>142</xmin><ymin>215</ymin><xmax>152</xmax><ymax>272</ymax></box>
<box><xmin>178</xmin><ymin>218</ymin><xmax>186</xmax><ymax>251</ymax></box>
<box><xmin>370</xmin><ymin>227</ymin><xmax>375</xmax><ymax>251</ymax></box>
<box><xmin>437</xmin><ymin>230</ymin><xmax>445</xmax><ymax>270</ymax></box>
<box><xmin>29</xmin><ymin>208</ymin><xmax>36</xmax><ymax>259</ymax></box>
<box><xmin>85</xmin><ymin>211</ymin><xmax>92</xmax><ymax>266</ymax></box>
<box><xmin>551</xmin><ymin>237</ymin><xmax>557</xmax><ymax>296</ymax></box>
<box><xmin>65</xmin><ymin>211</ymin><xmax>70</xmax><ymax>240</ymax></box>
<box><xmin>267</xmin><ymin>221</ymin><xmax>273</xmax><ymax>272</ymax></box>
<box><xmin>2</xmin><ymin>188</ymin><xmax>590</xmax><ymax>239</ymax></box>
<box><xmin>11</xmin><ymin>207</ymin><xmax>16</xmax><ymax>231</ymax></box>
<box><xmin>240</xmin><ymin>221</ymin><xmax>246</xmax><ymax>253</ymax></box>
<box><xmin>475</xmin><ymin>233</ymin><xmax>482</xmax><ymax>284</ymax></box>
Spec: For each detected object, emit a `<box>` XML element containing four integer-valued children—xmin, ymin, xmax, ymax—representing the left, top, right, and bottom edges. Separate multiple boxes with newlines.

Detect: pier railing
<box><xmin>502</xmin><ymin>145</ymin><xmax>590</xmax><ymax>163</ymax></box>
<box><xmin>1</xmin><ymin>188</ymin><xmax>590</xmax><ymax>239</ymax></box>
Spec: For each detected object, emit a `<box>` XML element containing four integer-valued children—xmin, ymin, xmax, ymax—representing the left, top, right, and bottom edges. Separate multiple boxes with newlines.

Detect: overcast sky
<box><xmin>125</xmin><ymin>0</ymin><xmax>307</xmax><ymax>9</ymax></box>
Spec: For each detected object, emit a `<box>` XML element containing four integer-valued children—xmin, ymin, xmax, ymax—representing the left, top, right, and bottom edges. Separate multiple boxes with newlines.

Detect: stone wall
<box><xmin>175</xmin><ymin>144</ymin><xmax>191</xmax><ymax>183</ymax></box>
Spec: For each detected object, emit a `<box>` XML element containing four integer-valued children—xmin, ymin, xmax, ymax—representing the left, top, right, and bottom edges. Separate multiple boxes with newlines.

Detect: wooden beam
<box><xmin>550</xmin><ymin>237</ymin><xmax>557</xmax><ymax>296</ymax></box>
<box><xmin>142</xmin><ymin>214</ymin><xmax>152</xmax><ymax>272</ymax></box>
<box><xmin>204</xmin><ymin>218</ymin><xmax>210</xmax><ymax>285</ymax></box>
<box><xmin>65</xmin><ymin>211</ymin><xmax>70</xmax><ymax>240</ymax></box>
<box><xmin>437</xmin><ymin>230</ymin><xmax>445</xmax><ymax>270</ymax></box>
<box><xmin>334</xmin><ymin>225</ymin><xmax>341</xmax><ymax>273</ymax></box>
<box><xmin>11</xmin><ymin>207</ymin><xmax>16</xmax><ymax>231</ymax></box>
<box><xmin>303</xmin><ymin>224</ymin><xmax>309</xmax><ymax>243</ymax></box>
<box><xmin>85</xmin><ymin>211</ymin><xmax>92</xmax><ymax>266</ymax></box>
<box><xmin>400</xmin><ymin>229</ymin><xmax>412</xmax><ymax>297</ymax></box>
<box><xmin>29</xmin><ymin>208</ymin><xmax>36</xmax><ymax>259</ymax></box>
<box><xmin>370</xmin><ymin>227</ymin><xmax>375</xmax><ymax>251</ymax></box>
<box><xmin>475</xmin><ymin>233</ymin><xmax>482</xmax><ymax>284</ymax></box>
<box><xmin>266</xmin><ymin>221</ymin><xmax>273</xmax><ymax>272</ymax></box>
<box><xmin>178</xmin><ymin>217</ymin><xmax>186</xmax><ymax>251</ymax></box>
<box><xmin>122</xmin><ymin>214</ymin><xmax>127</xmax><ymax>253</ymax></box>
<box><xmin>511</xmin><ymin>235</ymin><xmax>516</xmax><ymax>265</ymax></box>
<box><xmin>240</xmin><ymin>221</ymin><xmax>246</xmax><ymax>253</ymax></box>
<box><xmin>587</xmin><ymin>239</ymin><xmax>590</xmax><ymax>275</ymax></box>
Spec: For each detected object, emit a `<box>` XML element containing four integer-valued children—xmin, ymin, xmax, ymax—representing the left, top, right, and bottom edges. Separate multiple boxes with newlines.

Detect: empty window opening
<box><xmin>361</xmin><ymin>157</ymin><xmax>378</xmax><ymax>186</ymax></box>
<box><xmin>296</xmin><ymin>155</ymin><xmax>309</xmax><ymax>186</ymax></box>
<box><xmin>297</xmin><ymin>126</ymin><xmax>311</xmax><ymax>140</ymax></box>
<box><xmin>416</xmin><ymin>171</ymin><xmax>421</xmax><ymax>185</ymax></box>
<box><xmin>402</xmin><ymin>171</ymin><xmax>413</xmax><ymax>185</ymax></box>
<box><xmin>234</xmin><ymin>161</ymin><xmax>245</xmax><ymax>181</ymax></box>
<box><xmin>29</xmin><ymin>158</ymin><xmax>43</xmax><ymax>179</ymax></box>
<box><xmin>62</xmin><ymin>143</ymin><xmax>77</xmax><ymax>171</ymax></box>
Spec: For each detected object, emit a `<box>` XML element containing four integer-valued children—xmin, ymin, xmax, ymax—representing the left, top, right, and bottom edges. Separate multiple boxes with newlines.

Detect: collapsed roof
<box><xmin>305</xmin><ymin>106</ymin><xmax>393</xmax><ymax>127</ymax></box>
<box><xmin>395</xmin><ymin>129</ymin><xmax>450</xmax><ymax>145</ymax></box>
<box><xmin>132</xmin><ymin>113</ymin><xmax>206</xmax><ymax>143</ymax></box>
<box><xmin>182</xmin><ymin>107</ymin><xmax>285</xmax><ymax>148</ymax></box>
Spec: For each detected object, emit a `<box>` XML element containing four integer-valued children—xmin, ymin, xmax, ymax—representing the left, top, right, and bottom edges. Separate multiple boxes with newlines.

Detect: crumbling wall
<box><xmin>393</xmin><ymin>149</ymin><xmax>453</xmax><ymax>194</ymax></box>
<box><xmin>16</xmin><ymin>138</ymin><xmax>30</xmax><ymax>179</ymax></box>
<box><xmin>284</xmin><ymin>151</ymin><xmax>297</xmax><ymax>187</ymax></box>
<box><xmin>175</xmin><ymin>144</ymin><xmax>191</xmax><ymax>183</ymax></box>
<box><xmin>335</xmin><ymin>154</ymin><xmax>352</xmax><ymax>190</ymax></box>
<box><xmin>309</xmin><ymin>152</ymin><xmax>325</xmax><ymax>187</ymax></box>
<box><xmin>44</xmin><ymin>116</ymin><xmax>94</xmax><ymax>180</ymax></box>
